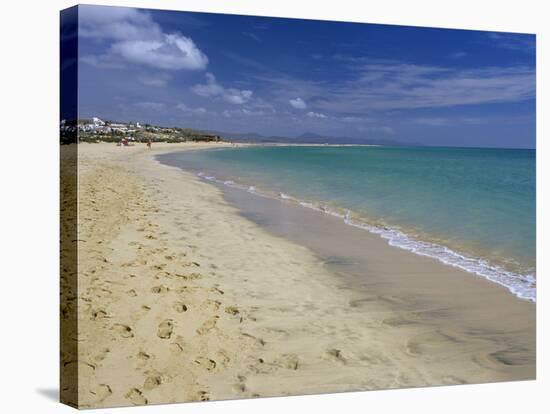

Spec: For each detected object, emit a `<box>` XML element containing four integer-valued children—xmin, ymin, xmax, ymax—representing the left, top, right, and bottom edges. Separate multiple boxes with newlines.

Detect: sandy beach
<box><xmin>60</xmin><ymin>142</ymin><xmax>535</xmax><ymax>408</ymax></box>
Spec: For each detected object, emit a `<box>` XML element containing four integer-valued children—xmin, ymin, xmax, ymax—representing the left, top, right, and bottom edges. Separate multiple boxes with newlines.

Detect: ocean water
<box><xmin>157</xmin><ymin>145</ymin><xmax>536</xmax><ymax>301</ymax></box>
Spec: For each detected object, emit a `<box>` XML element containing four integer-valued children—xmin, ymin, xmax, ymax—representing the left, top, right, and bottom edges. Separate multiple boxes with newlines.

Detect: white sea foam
<box><xmin>196</xmin><ymin>172</ymin><xmax>536</xmax><ymax>302</ymax></box>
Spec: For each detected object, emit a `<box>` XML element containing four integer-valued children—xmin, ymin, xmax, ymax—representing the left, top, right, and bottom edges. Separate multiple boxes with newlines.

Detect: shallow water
<box><xmin>156</xmin><ymin>145</ymin><xmax>536</xmax><ymax>300</ymax></box>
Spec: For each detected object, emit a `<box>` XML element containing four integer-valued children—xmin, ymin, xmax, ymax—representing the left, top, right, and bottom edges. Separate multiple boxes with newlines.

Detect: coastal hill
<box><xmin>61</xmin><ymin>117</ymin><xmax>412</xmax><ymax>146</ymax></box>
<box><xmin>67</xmin><ymin>117</ymin><xmax>222</xmax><ymax>144</ymax></box>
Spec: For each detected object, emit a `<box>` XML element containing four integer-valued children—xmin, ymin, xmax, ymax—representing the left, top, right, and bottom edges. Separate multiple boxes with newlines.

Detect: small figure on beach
<box><xmin>147</xmin><ymin>139</ymin><xmax>152</xmax><ymax>149</ymax></box>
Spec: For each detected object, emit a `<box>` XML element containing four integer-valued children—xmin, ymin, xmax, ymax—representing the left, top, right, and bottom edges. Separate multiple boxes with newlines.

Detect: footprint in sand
<box><xmin>89</xmin><ymin>384</ymin><xmax>112</xmax><ymax>403</ymax></box>
<box><xmin>90</xmin><ymin>309</ymin><xmax>109</xmax><ymax>320</ymax></box>
<box><xmin>324</xmin><ymin>348</ymin><xmax>347</xmax><ymax>364</ymax></box>
<box><xmin>174</xmin><ymin>272</ymin><xmax>202</xmax><ymax>281</ymax></box>
<box><xmin>196</xmin><ymin>316</ymin><xmax>219</xmax><ymax>335</ymax></box>
<box><xmin>169</xmin><ymin>336</ymin><xmax>186</xmax><ymax>353</ymax></box>
<box><xmin>127</xmin><ymin>289</ymin><xmax>137</xmax><ymax>297</ymax></box>
<box><xmin>169</xmin><ymin>343</ymin><xmax>183</xmax><ymax>353</ymax></box>
<box><xmin>93</xmin><ymin>348</ymin><xmax>110</xmax><ymax>362</ymax></box>
<box><xmin>195</xmin><ymin>357</ymin><xmax>217</xmax><ymax>371</ymax></box>
<box><xmin>143</xmin><ymin>372</ymin><xmax>163</xmax><ymax>390</ymax></box>
<box><xmin>215</xmin><ymin>349</ymin><xmax>231</xmax><ymax>368</ymax></box>
<box><xmin>202</xmin><ymin>299</ymin><xmax>221</xmax><ymax>311</ymax></box>
<box><xmin>275</xmin><ymin>354</ymin><xmax>300</xmax><ymax>370</ymax></box>
<box><xmin>157</xmin><ymin>320</ymin><xmax>174</xmax><ymax>339</ymax></box>
<box><xmin>151</xmin><ymin>285</ymin><xmax>169</xmax><ymax>294</ymax></box>
<box><xmin>173</xmin><ymin>302</ymin><xmax>188</xmax><ymax>313</ymax></box>
<box><xmin>195</xmin><ymin>390</ymin><xmax>210</xmax><ymax>401</ymax></box>
<box><xmin>64</xmin><ymin>360</ymin><xmax>95</xmax><ymax>375</ymax></box>
<box><xmin>210</xmin><ymin>286</ymin><xmax>224</xmax><ymax>295</ymax></box>
<box><xmin>125</xmin><ymin>388</ymin><xmax>147</xmax><ymax>405</ymax></box>
<box><xmin>225</xmin><ymin>306</ymin><xmax>240</xmax><ymax>316</ymax></box>
<box><xmin>137</xmin><ymin>351</ymin><xmax>151</xmax><ymax>360</ymax></box>
<box><xmin>113</xmin><ymin>324</ymin><xmax>134</xmax><ymax>338</ymax></box>
<box><xmin>241</xmin><ymin>332</ymin><xmax>266</xmax><ymax>346</ymax></box>
<box><xmin>233</xmin><ymin>376</ymin><xmax>247</xmax><ymax>393</ymax></box>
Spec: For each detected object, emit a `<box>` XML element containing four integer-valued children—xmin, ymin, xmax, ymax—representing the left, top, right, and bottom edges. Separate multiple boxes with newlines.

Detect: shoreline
<box><xmin>157</xmin><ymin>148</ymin><xmax>536</xmax><ymax>302</ymax></box>
<box><xmin>71</xmin><ymin>142</ymin><xmax>535</xmax><ymax>408</ymax></box>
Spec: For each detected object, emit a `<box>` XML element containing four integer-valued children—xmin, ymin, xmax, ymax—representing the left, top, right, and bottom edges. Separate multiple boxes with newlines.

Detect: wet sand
<box><xmin>62</xmin><ymin>142</ymin><xmax>535</xmax><ymax>409</ymax></box>
<box><xmin>219</xmin><ymin>184</ymin><xmax>536</xmax><ymax>378</ymax></box>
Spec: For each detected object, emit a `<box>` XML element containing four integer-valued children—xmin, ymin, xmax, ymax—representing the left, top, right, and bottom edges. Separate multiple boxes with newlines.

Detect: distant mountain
<box><xmin>208</xmin><ymin>130</ymin><xmax>410</xmax><ymax>146</ymax></box>
<box><xmin>296</xmin><ymin>132</ymin><xmax>330</xmax><ymax>141</ymax></box>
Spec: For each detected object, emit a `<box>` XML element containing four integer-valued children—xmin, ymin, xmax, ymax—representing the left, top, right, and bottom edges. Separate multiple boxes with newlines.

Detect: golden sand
<box><xmin>60</xmin><ymin>142</ymin><xmax>534</xmax><ymax>408</ymax></box>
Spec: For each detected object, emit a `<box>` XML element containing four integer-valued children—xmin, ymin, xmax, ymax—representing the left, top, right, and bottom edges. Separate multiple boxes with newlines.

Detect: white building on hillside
<box><xmin>92</xmin><ymin>117</ymin><xmax>105</xmax><ymax>126</ymax></box>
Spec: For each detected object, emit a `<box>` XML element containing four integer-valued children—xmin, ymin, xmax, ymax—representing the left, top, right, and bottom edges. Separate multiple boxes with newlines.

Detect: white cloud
<box><xmin>351</xmin><ymin>64</ymin><xmax>536</xmax><ymax>110</ymax></box>
<box><xmin>289</xmin><ymin>97</ymin><xmax>307</xmax><ymax>109</ymax></box>
<box><xmin>224</xmin><ymin>90</ymin><xmax>253</xmax><ymax>104</ymax></box>
<box><xmin>488</xmin><ymin>32</ymin><xmax>536</xmax><ymax>54</ymax></box>
<box><xmin>414</xmin><ymin>117</ymin><xmax>488</xmax><ymax>126</ymax></box>
<box><xmin>79</xmin><ymin>6</ymin><xmax>208</xmax><ymax>71</ymax></box>
<box><xmin>192</xmin><ymin>73</ymin><xmax>253</xmax><ymax>105</ymax></box>
<box><xmin>79</xmin><ymin>55</ymin><xmax>124</xmax><ymax>69</ymax></box>
<box><xmin>264</xmin><ymin>62</ymin><xmax>534</xmax><ymax>114</ymax></box>
<box><xmin>79</xmin><ymin>7</ymin><xmax>160</xmax><ymax>40</ymax></box>
<box><xmin>341</xmin><ymin>116</ymin><xmax>363</xmax><ymax>123</ymax></box>
<box><xmin>176</xmin><ymin>103</ymin><xmax>207</xmax><ymax>115</ymax></box>
<box><xmin>110</xmin><ymin>34</ymin><xmax>208</xmax><ymax>70</ymax></box>
<box><xmin>220</xmin><ymin>108</ymin><xmax>267</xmax><ymax>119</ymax></box>
<box><xmin>139</xmin><ymin>74</ymin><xmax>171</xmax><ymax>87</ymax></box>
<box><xmin>236</xmin><ymin>108</ymin><xmax>265</xmax><ymax>116</ymax></box>
<box><xmin>307</xmin><ymin>111</ymin><xmax>327</xmax><ymax>118</ymax></box>
<box><xmin>192</xmin><ymin>73</ymin><xmax>224</xmax><ymax>96</ymax></box>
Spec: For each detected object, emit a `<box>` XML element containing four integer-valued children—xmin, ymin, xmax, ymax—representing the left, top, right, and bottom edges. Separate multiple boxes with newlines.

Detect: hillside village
<box><xmin>60</xmin><ymin>117</ymin><xmax>223</xmax><ymax>144</ymax></box>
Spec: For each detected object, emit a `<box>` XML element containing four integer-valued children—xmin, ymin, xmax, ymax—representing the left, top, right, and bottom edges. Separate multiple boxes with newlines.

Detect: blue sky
<box><xmin>75</xmin><ymin>5</ymin><xmax>536</xmax><ymax>148</ymax></box>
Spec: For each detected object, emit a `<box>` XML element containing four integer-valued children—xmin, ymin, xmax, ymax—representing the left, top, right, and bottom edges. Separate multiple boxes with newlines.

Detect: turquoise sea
<box><xmin>157</xmin><ymin>145</ymin><xmax>536</xmax><ymax>301</ymax></box>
